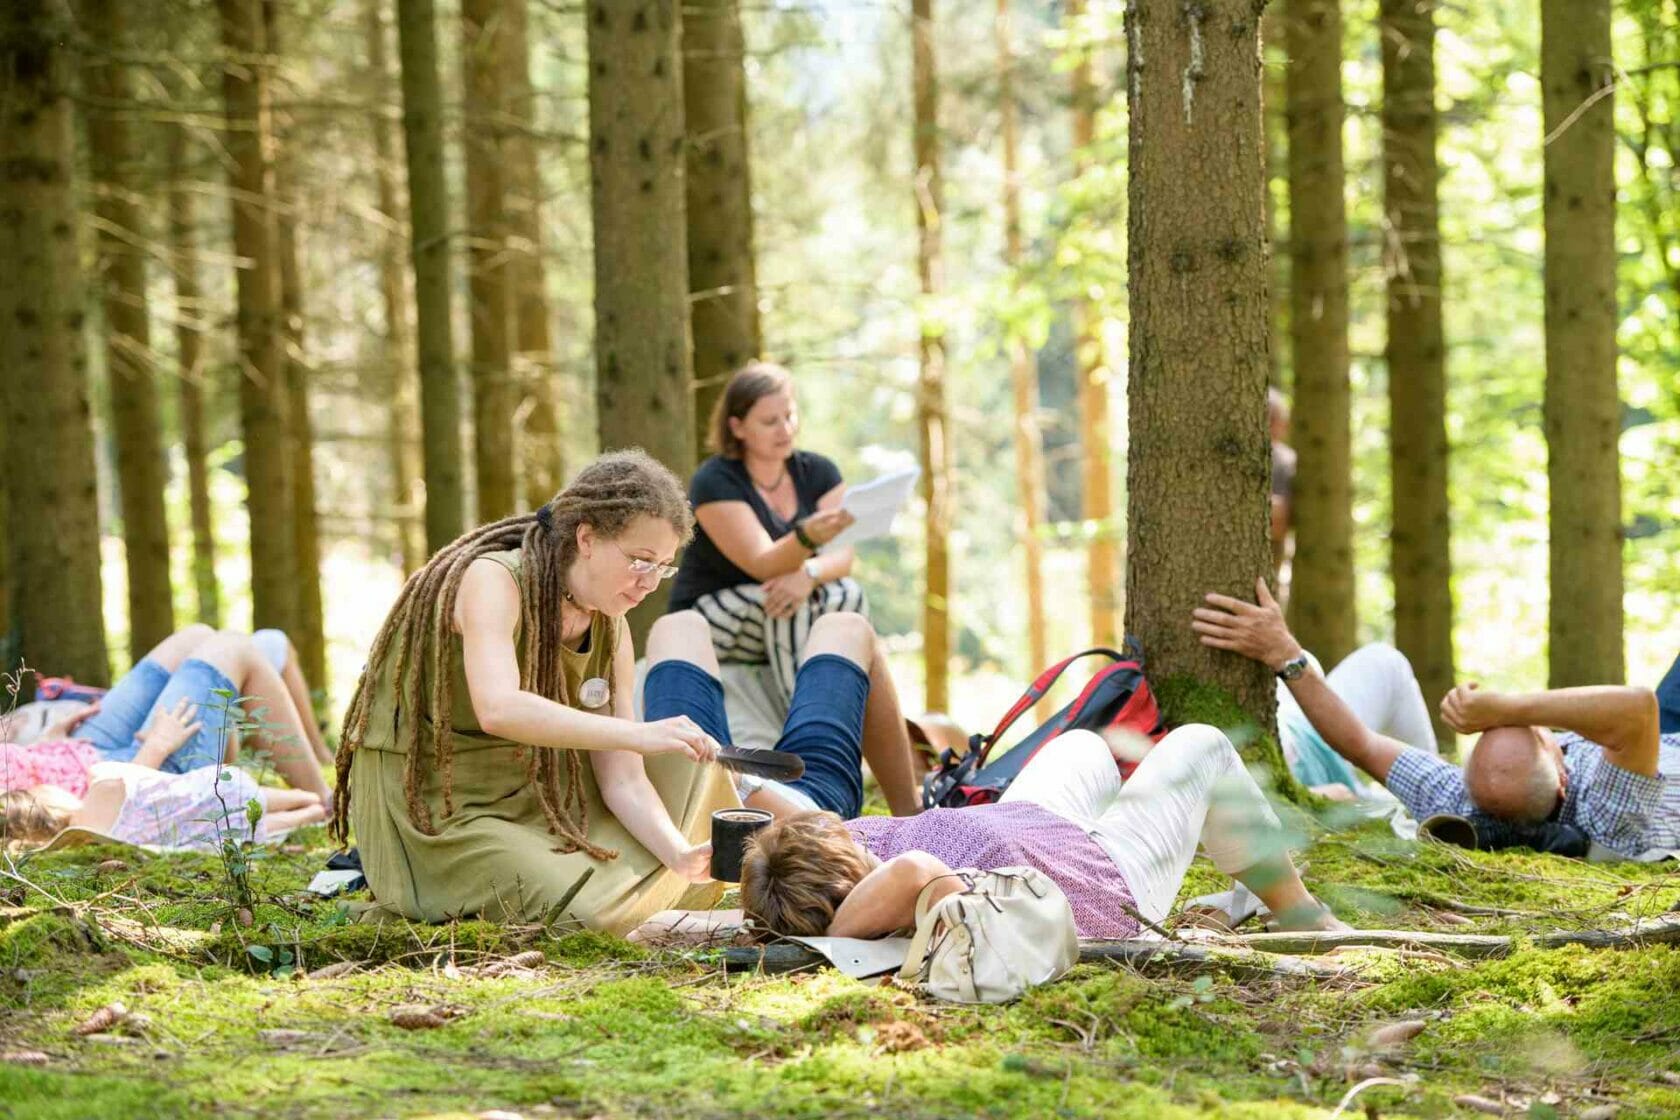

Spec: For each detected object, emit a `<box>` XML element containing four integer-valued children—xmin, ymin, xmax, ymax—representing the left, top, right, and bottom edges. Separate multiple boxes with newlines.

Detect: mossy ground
<box><xmin>2</xmin><ymin>816</ymin><xmax>1677</xmax><ymax>1118</ymax></box>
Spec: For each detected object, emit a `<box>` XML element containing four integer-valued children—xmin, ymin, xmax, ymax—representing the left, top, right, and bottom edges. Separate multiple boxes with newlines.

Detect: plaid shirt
<box><xmin>1386</xmin><ymin>733</ymin><xmax>1680</xmax><ymax>856</ymax></box>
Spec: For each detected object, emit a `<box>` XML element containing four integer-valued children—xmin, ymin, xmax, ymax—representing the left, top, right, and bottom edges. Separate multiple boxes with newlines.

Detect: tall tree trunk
<box><xmin>1541</xmin><ymin>0</ymin><xmax>1623</xmax><ymax>687</ymax></box>
<box><xmin>683</xmin><ymin>0</ymin><xmax>761</xmax><ymax>448</ymax></box>
<box><xmin>912</xmin><ymin>0</ymin><xmax>951</xmax><ymax>712</ymax></box>
<box><xmin>1282</xmin><ymin>0</ymin><xmax>1355</xmax><ymax>666</ymax></box>
<box><xmin>82</xmin><ymin>0</ymin><xmax>175</xmax><ymax>659</ymax></box>
<box><xmin>1381</xmin><ymin>0</ymin><xmax>1454</xmax><ymax>744</ymax></box>
<box><xmin>0</xmin><ymin>0</ymin><xmax>111</xmax><ymax>685</ymax></box>
<box><xmin>587</xmin><ymin>0</ymin><xmax>694</xmax><ymax>638</ymax></box>
<box><xmin>396</xmin><ymin>0</ymin><xmax>465</xmax><ymax>551</ymax></box>
<box><xmin>219</xmin><ymin>0</ymin><xmax>297</xmax><ymax>634</ymax></box>
<box><xmin>265</xmin><ymin>0</ymin><xmax>326</xmax><ymax>697</ymax></box>
<box><xmin>1125</xmin><ymin>0</ymin><xmax>1276</xmax><ymax>734</ymax></box>
<box><xmin>1066</xmin><ymin>0</ymin><xmax>1119</xmax><ymax>650</ymax></box>
<box><xmin>501</xmin><ymin>0</ymin><xmax>563</xmax><ymax>509</ymax></box>
<box><xmin>996</xmin><ymin>0</ymin><xmax>1048</xmax><ymax>695</ymax></box>
<box><xmin>1262</xmin><ymin>4</ymin><xmax>1287</xmax><ymax>394</ymax></box>
<box><xmin>167</xmin><ymin>120</ymin><xmax>222</xmax><ymax>628</ymax></box>
<box><xmin>365</xmin><ymin>0</ymin><xmax>425</xmax><ymax>573</ymax></box>
<box><xmin>461</xmin><ymin>0</ymin><xmax>516</xmax><ymax>522</ymax></box>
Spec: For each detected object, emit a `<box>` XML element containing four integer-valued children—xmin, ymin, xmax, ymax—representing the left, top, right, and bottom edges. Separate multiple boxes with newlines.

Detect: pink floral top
<box><xmin>0</xmin><ymin>739</ymin><xmax>98</xmax><ymax>796</ymax></box>
<box><xmin>95</xmin><ymin>763</ymin><xmax>268</xmax><ymax>850</ymax></box>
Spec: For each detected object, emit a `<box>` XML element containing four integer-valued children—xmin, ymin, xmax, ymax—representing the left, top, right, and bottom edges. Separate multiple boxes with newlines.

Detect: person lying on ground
<box><xmin>333</xmin><ymin>450</ymin><xmax>743</xmax><ymax>935</ymax></box>
<box><xmin>666</xmin><ymin>362</ymin><xmax>922</xmax><ymax>816</ymax></box>
<box><xmin>1</xmin><ymin>626</ymin><xmax>331</xmax><ymax>805</ymax></box>
<box><xmin>1193</xmin><ymin>580</ymin><xmax>1679</xmax><ymax>857</ymax></box>
<box><xmin>3</xmin><ymin>700</ymin><xmax>326</xmax><ymax>852</ymax></box>
<box><xmin>641</xmin><ymin>610</ymin><xmax>920</xmax><ymax>821</ymax></box>
<box><xmin>735</xmin><ymin>724</ymin><xmax>1347</xmax><ymax>941</ymax></box>
<box><xmin>1658</xmin><ymin>650</ymin><xmax>1680</xmax><ymax>736</ymax></box>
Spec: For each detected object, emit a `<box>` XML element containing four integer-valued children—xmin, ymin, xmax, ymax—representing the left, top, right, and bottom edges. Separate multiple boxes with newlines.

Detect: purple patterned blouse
<box><xmin>847</xmin><ymin>802</ymin><xmax>1140</xmax><ymax>939</ymax></box>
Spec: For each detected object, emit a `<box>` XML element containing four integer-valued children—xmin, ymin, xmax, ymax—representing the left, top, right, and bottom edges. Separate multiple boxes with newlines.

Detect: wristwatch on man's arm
<box><xmin>1275</xmin><ymin>652</ymin><xmax>1310</xmax><ymax>681</ymax></box>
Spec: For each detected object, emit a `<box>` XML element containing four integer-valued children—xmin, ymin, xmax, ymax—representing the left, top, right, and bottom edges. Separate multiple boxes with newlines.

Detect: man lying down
<box><xmin>1194</xmin><ymin>581</ymin><xmax>1680</xmax><ymax>860</ymax></box>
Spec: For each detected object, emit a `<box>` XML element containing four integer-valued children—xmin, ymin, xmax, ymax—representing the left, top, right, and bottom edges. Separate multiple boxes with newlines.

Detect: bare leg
<box><xmin>188</xmin><ymin>634</ymin><xmax>332</xmax><ymax>802</ymax></box>
<box><xmin>261</xmin><ymin>787</ymin><xmax>322</xmax><ymax>812</ymax></box>
<box><xmin>645</xmin><ymin>611</ymin><xmax>722</xmax><ymax>675</ymax></box>
<box><xmin>139</xmin><ymin>624</ymin><xmax>218</xmax><ymax>674</ymax></box>
<box><xmin>272</xmin><ymin>636</ymin><xmax>331</xmax><ymax>765</ymax></box>
<box><xmin>262</xmin><ymin>805</ymin><xmax>328</xmax><ymax>834</ymax></box>
<box><xmin>799</xmin><ymin>616</ymin><xmax>921</xmax><ymax>817</ymax></box>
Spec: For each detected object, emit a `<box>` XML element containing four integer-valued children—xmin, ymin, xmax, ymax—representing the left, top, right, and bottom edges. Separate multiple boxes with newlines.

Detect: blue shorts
<box><xmin>643</xmin><ymin>654</ymin><xmax>870</xmax><ymax>819</ymax></box>
<box><xmin>1659</xmin><ymin>650</ymin><xmax>1680</xmax><ymax>735</ymax></box>
<box><xmin>79</xmin><ymin>658</ymin><xmax>241</xmax><ymax>773</ymax></box>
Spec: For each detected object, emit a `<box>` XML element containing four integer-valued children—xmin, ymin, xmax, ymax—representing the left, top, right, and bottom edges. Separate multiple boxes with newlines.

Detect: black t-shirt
<box><xmin>668</xmin><ymin>450</ymin><xmax>844</xmax><ymax>612</ymax></box>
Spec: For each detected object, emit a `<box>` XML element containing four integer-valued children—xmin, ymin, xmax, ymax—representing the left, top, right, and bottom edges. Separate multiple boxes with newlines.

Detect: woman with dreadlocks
<box><xmin>333</xmin><ymin>450</ymin><xmax>741</xmax><ymax>933</ymax></box>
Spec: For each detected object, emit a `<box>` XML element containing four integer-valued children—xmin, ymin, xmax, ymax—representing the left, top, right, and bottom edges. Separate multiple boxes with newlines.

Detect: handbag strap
<box><xmin>897</xmin><ymin>871</ymin><xmax>971</xmax><ymax>981</ymax></box>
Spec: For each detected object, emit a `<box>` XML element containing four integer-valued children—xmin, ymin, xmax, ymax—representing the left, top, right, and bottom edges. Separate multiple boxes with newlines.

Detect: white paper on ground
<box><xmin>827</xmin><ymin>466</ymin><xmax>921</xmax><ymax>550</ymax></box>
<box><xmin>786</xmin><ymin>935</ymin><xmax>913</xmax><ymax>979</ymax></box>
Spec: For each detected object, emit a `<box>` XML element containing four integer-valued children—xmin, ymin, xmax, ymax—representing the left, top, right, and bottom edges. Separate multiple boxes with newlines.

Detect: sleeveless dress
<box><xmin>348</xmin><ymin>549</ymin><xmax>739</xmax><ymax>934</ymax></box>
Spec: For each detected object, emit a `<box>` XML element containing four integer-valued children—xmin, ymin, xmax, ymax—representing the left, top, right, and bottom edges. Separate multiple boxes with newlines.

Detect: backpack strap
<box><xmin>977</xmin><ymin>648</ymin><xmax>1125</xmax><ymax>765</ymax></box>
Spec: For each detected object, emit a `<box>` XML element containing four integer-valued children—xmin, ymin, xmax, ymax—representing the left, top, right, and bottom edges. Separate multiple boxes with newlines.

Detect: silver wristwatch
<box><xmin>803</xmin><ymin>558</ymin><xmax>822</xmax><ymax>582</ymax></box>
<box><xmin>1275</xmin><ymin>653</ymin><xmax>1310</xmax><ymax>681</ymax></box>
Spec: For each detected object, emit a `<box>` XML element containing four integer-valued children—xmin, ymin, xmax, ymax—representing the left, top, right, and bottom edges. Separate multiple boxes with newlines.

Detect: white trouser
<box><xmin>1279</xmin><ymin>642</ymin><xmax>1439</xmax><ymax>756</ymax></box>
<box><xmin>1000</xmin><ymin>726</ymin><xmax>1284</xmax><ymax>924</ymax></box>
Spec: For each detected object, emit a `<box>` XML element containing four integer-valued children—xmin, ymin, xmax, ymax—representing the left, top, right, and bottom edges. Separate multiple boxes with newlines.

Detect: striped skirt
<box><xmin>691</xmin><ymin>577</ymin><xmax>868</xmax><ymax>712</ymax></box>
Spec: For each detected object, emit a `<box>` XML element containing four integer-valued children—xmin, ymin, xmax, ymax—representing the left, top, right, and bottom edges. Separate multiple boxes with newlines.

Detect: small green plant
<box><xmin>204</xmin><ymin>687</ymin><xmax>261</xmax><ymax>914</ymax></box>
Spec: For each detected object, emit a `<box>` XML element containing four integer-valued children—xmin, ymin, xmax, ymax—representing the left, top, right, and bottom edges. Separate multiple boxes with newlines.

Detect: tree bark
<box><xmin>167</xmin><ymin>120</ymin><xmax>222</xmax><ymax>628</ymax></box>
<box><xmin>587</xmin><ymin>0</ymin><xmax>694</xmax><ymax>637</ymax></box>
<box><xmin>996</xmin><ymin>0</ymin><xmax>1048</xmax><ymax>695</ymax></box>
<box><xmin>219</xmin><ymin>0</ymin><xmax>297</xmax><ymax>635</ymax></box>
<box><xmin>82</xmin><ymin>0</ymin><xmax>175</xmax><ymax>659</ymax></box>
<box><xmin>461</xmin><ymin>0</ymin><xmax>517</xmax><ymax>523</ymax></box>
<box><xmin>396</xmin><ymin>0</ymin><xmax>465</xmax><ymax>551</ymax></box>
<box><xmin>912</xmin><ymin>0</ymin><xmax>951</xmax><ymax>713</ymax></box>
<box><xmin>1124</xmin><ymin>0</ymin><xmax>1276</xmax><ymax>727</ymax></box>
<box><xmin>683</xmin><ymin>0</ymin><xmax>762</xmax><ymax>449</ymax></box>
<box><xmin>0</xmin><ymin>0</ymin><xmax>111</xmax><ymax>685</ymax></box>
<box><xmin>1541</xmin><ymin>0</ymin><xmax>1623</xmax><ymax>687</ymax></box>
<box><xmin>1281</xmin><ymin>0</ymin><xmax>1355</xmax><ymax>666</ymax></box>
<box><xmin>265</xmin><ymin>0</ymin><xmax>326</xmax><ymax>696</ymax></box>
<box><xmin>365</xmin><ymin>0</ymin><xmax>425</xmax><ymax>573</ymax></box>
<box><xmin>1067</xmin><ymin>0</ymin><xmax>1119</xmax><ymax>650</ymax></box>
<box><xmin>501</xmin><ymin>0</ymin><xmax>563</xmax><ymax>510</ymax></box>
<box><xmin>1381</xmin><ymin>0</ymin><xmax>1453</xmax><ymax>744</ymax></box>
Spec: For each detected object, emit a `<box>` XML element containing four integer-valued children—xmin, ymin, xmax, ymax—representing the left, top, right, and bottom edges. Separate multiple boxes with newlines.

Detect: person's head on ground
<box><xmin>0</xmin><ymin>786</ymin><xmax>76</xmax><ymax>848</ymax></box>
<box><xmin>710</xmin><ymin>362</ymin><xmax>797</xmax><ymax>462</ymax></box>
<box><xmin>739</xmin><ymin>810</ymin><xmax>874</xmax><ymax>937</ymax></box>
<box><xmin>1268</xmin><ymin>387</ymin><xmax>1291</xmax><ymax>445</ymax></box>
<box><xmin>334</xmin><ymin>449</ymin><xmax>689</xmax><ymax>853</ymax></box>
<box><xmin>1464</xmin><ymin>725</ymin><xmax>1566</xmax><ymax>823</ymax></box>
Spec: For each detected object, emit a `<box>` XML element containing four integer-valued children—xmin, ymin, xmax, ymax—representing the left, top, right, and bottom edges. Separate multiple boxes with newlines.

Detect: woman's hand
<box><xmin>134</xmin><ymin>699</ymin><xmax>204</xmax><ymax>761</ymax></box>
<box><xmin>43</xmin><ymin>701</ymin><xmax>101</xmax><ymax>741</ymax></box>
<box><xmin>628</xmin><ymin>716</ymin><xmax>722</xmax><ymax>763</ymax></box>
<box><xmin>1439</xmin><ymin>682</ymin><xmax>1508</xmax><ymax>735</ymax></box>
<box><xmin>798</xmin><ymin>508</ymin><xmax>854</xmax><ymax>548</ymax></box>
<box><xmin>760</xmin><ymin>568</ymin><xmax>815</xmax><ymax>619</ymax></box>
<box><xmin>1190</xmin><ymin>578</ymin><xmax>1304</xmax><ymax>671</ymax></box>
<box><xmin>667</xmin><ymin>842</ymin><xmax>714</xmax><ymax>884</ymax></box>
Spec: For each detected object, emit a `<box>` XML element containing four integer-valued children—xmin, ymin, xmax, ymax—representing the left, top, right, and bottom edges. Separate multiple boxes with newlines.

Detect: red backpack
<box><xmin>921</xmin><ymin>648</ymin><xmax>1167</xmax><ymax>809</ymax></box>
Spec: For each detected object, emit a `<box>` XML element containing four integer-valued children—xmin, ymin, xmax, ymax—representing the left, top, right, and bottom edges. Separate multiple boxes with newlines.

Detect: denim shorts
<box><xmin>79</xmin><ymin>658</ymin><xmax>240</xmax><ymax>773</ymax></box>
<box><xmin>643</xmin><ymin>654</ymin><xmax>869</xmax><ymax>819</ymax></box>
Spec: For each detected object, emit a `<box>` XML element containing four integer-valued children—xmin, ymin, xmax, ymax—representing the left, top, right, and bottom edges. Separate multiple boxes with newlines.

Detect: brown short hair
<box><xmin>708</xmin><ymin>362</ymin><xmax>793</xmax><ymax>459</ymax></box>
<box><xmin>2</xmin><ymin>788</ymin><xmax>71</xmax><ymax>849</ymax></box>
<box><xmin>738</xmin><ymin>810</ymin><xmax>873</xmax><ymax>937</ymax></box>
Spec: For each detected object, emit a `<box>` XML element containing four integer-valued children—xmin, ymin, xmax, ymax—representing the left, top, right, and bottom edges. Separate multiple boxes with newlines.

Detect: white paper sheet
<box><xmin>786</xmin><ymin>935</ymin><xmax>913</xmax><ymax>979</ymax></box>
<box><xmin>828</xmin><ymin>465</ymin><xmax>920</xmax><ymax>549</ymax></box>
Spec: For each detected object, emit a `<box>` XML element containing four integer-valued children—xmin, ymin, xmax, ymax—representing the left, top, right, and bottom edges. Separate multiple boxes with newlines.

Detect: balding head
<box><xmin>1465</xmin><ymin>726</ymin><xmax>1563</xmax><ymax>823</ymax></box>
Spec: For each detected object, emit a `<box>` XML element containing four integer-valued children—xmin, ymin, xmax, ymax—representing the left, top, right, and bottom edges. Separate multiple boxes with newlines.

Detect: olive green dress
<box><xmin>349</xmin><ymin>550</ymin><xmax>738</xmax><ymax>934</ymax></box>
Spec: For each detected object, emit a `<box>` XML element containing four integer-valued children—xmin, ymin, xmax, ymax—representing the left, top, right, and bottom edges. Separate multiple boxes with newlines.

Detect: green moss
<box><xmin>1152</xmin><ymin>674</ymin><xmax>1308</xmax><ymax>803</ymax></box>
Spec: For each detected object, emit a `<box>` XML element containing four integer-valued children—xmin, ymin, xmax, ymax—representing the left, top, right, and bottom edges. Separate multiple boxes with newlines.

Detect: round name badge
<box><xmin>578</xmin><ymin>677</ymin><xmax>611</xmax><ymax>710</ymax></box>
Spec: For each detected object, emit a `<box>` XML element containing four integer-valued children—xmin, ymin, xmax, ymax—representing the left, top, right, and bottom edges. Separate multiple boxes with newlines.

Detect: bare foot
<box><xmin>1269</xmin><ymin>900</ymin><xmax>1351</xmax><ymax>933</ymax></box>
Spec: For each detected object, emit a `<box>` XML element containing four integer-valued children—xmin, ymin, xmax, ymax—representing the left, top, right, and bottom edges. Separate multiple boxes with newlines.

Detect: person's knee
<box><xmin>809</xmin><ymin>612</ymin><xmax>874</xmax><ymax>657</ymax></box>
<box><xmin>191</xmin><ymin>631</ymin><xmax>259</xmax><ymax>681</ymax></box>
<box><xmin>177</xmin><ymin>624</ymin><xmax>216</xmax><ymax>648</ymax></box>
<box><xmin>647</xmin><ymin>611</ymin><xmax>710</xmax><ymax>656</ymax></box>
<box><xmin>1353</xmin><ymin>642</ymin><xmax>1412</xmax><ymax>679</ymax></box>
<box><xmin>1159</xmin><ymin>723</ymin><xmax>1242</xmax><ymax>767</ymax></box>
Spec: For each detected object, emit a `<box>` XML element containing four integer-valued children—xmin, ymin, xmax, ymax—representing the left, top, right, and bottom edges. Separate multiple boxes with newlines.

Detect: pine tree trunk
<box><xmin>218</xmin><ymin>0</ymin><xmax>297</xmax><ymax>635</ymax></box>
<box><xmin>501</xmin><ymin>0</ymin><xmax>563</xmax><ymax>509</ymax></box>
<box><xmin>396</xmin><ymin>0</ymin><xmax>466</xmax><ymax>551</ymax></box>
<box><xmin>167</xmin><ymin>121</ymin><xmax>222</xmax><ymax>628</ymax></box>
<box><xmin>1067</xmin><ymin>0</ymin><xmax>1119</xmax><ymax>650</ymax></box>
<box><xmin>82</xmin><ymin>0</ymin><xmax>175</xmax><ymax>659</ymax></box>
<box><xmin>997</xmin><ymin>0</ymin><xmax>1048</xmax><ymax>694</ymax></box>
<box><xmin>264</xmin><ymin>0</ymin><xmax>326</xmax><ymax>697</ymax></box>
<box><xmin>1124</xmin><ymin>0</ymin><xmax>1276</xmax><ymax>732</ymax></box>
<box><xmin>1542</xmin><ymin>0</ymin><xmax>1623</xmax><ymax>688</ymax></box>
<box><xmin>461</xmin><ymin>0</ymin><xmax>516</xmax><ymax>522</ymax></box>
<box><xmin>0</xmin><ymin>0</ymin><xmax>111</xmax><ymax>685</ymax></box>
<box><xmin>365</xmin><ymin>0</ymin><xmax>425</xmax><ymax>573</ymax></box>
<box><xmin>912</xmin><ymin>0</ymin><xmax>951</xmax><ymax>713</ymax></box>
<box><xmin>1381</xmin><ymin>0</ymin><xmax>1454</xmax><ymax>744</ymax></box>
<box><xmin>1281</xmin><ymin>0</ymin><xmax>1355</xmax><ymax>666</ymax></box>
<box><xmin>1262</xmin><ymin>4</ymin><xmax>1287</xmax><ymax>395</ymax></box>
<box><xmin>587</xmin><ymin>0</ymin><xmax>694</xmax><ymax>637</ymax></box>
<box><xmin>683</xmin><ymin>0</ymin><xmax>761</xmax><ymax>448</ymax></box>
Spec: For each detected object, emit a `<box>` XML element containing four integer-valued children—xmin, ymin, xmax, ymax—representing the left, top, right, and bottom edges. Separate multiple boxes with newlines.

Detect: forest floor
<box><xmin>2</xmin><ymin>810</ymin><xmax>1678</xmax><ymax>1119</ymax></box>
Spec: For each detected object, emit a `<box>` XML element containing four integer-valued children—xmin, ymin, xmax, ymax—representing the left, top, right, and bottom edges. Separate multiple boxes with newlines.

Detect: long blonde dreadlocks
<box><xmin>331</xmin><ymin>449</ymin><xmax>693</xmax><ymax>858</ymax></box>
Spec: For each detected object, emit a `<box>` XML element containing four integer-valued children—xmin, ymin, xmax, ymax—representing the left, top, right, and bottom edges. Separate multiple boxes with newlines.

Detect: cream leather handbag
<box><xmin>897</xmin><ymin>866</ymin><xmax>1079</xmax><ymax>1004</ymax></box>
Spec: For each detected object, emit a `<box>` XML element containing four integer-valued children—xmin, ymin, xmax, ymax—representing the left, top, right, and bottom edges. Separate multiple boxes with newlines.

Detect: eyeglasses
<box><xmin>611</xmin><ymin>540</ymin><xmax>679</xmax><ymax>581</ymax></box>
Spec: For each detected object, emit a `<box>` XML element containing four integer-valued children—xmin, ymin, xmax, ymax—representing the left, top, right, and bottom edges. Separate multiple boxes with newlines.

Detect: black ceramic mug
<box><xmin>710</xmin><ymin>807</ymin><xmax>773</xmax><ymax>883</ymax></box>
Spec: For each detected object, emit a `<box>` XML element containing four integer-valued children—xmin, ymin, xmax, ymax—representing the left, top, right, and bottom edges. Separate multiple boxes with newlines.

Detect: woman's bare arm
<box><xmin>828</xmin><ymin>851</ymin><xmax>959</xmax><ymax>938</ymax></box>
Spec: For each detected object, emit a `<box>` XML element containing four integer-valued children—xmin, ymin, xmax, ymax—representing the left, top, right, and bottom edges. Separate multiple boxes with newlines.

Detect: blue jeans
<box><xmin>78</xmin><ymin>658</ymin><xmax>241</xmax><ymax>773</ymax></box>
<box><xmin>1659</xmin><ymin>651</ymin><xmax>1680</xmax><ymax>735</ymax></box>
